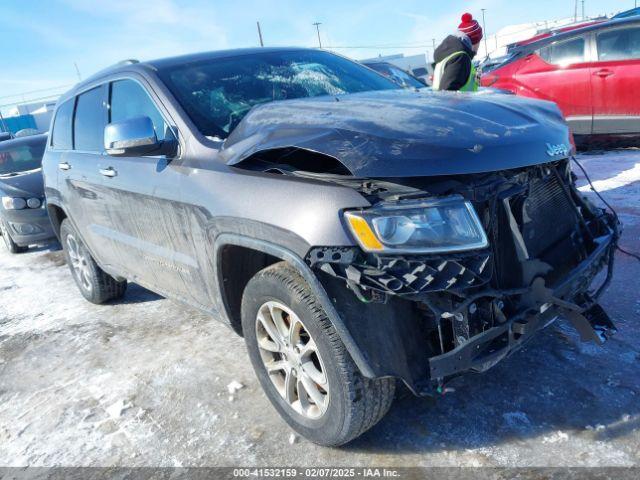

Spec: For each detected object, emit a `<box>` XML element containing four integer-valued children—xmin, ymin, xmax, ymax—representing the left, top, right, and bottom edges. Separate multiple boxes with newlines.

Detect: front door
<box><xmin>591</xmin><ymin>24</ymin><xmax>640</xmax><ymax>134</ymax></box>
<box><xmin>99</xmin><ymin>78</ymin><xmax>213</xmax><ymax>310</ymax></box>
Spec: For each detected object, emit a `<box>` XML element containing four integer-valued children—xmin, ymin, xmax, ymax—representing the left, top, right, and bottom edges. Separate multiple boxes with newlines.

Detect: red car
<box><xmin>481</xmin><ymin>17</ymin><xmax>640</xmax><ymax>141</ymax></box>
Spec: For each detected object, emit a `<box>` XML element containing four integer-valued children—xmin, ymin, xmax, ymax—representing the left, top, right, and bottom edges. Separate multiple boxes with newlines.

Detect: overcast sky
<box><xmin>0</xmin><ymin>0</ymin><xmax>631</xmax><ymax>103</ymax></box>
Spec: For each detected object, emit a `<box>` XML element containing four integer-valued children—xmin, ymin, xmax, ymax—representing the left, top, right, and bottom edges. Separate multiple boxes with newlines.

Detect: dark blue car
<box><xmin>0</xmin><ymin>134</ymin><xmax>55</xmax><ymax>253</ymax></box>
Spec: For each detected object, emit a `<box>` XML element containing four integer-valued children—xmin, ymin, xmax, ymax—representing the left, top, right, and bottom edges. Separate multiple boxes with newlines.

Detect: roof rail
<box><xmin>80</xmin><ymin>59</ymin><xmax>141</xmax><ymax>85</ymax></box>
<box><xmin>114</xmin><ymin>59</ymin><xmax>140</xmax><ymax>66</ymax></box>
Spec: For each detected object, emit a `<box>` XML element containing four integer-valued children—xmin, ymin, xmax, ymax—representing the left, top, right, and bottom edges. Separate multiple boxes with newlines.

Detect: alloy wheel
<box><xmin>255</xmin><ymin>300</ymin><xmax>330</xmax><ymax>419</ymax></box>
<box><xmin>66</xmin><ymin>233</ymin><xmax>93</xmax><ymax>292</ymax></box>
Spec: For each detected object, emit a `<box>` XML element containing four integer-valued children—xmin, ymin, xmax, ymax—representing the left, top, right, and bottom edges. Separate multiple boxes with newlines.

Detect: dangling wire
<box><xmin>572</xmin><ymin>155</ymin><xmax>640</xmax><ymax>263</ymax></box>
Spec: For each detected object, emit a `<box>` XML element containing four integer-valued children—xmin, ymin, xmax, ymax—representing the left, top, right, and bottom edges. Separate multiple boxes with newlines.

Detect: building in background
<box><xmin>0</xmin><ymin>99</ymin><xmax>57</xmax><ymax>135</ymax></box>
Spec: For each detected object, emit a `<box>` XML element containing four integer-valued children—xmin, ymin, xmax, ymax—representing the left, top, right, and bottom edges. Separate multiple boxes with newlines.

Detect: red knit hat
<box><xmin>458</xmin><ymin>12</ymin><xmax>483</xmax><ymax>45</ymax></box>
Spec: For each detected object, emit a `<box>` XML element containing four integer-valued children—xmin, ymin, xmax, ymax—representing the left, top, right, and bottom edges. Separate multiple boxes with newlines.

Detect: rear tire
<box><xmin>241</xmin><ymin>261</ymin><xmax>395</xmax><ymax>446</ymax></box>
<box><xmin>0</xmin><ymin>219</ymin><xmax>28</xmax><ymax>254</ymax></box>
<box><xmin>60</xmin><ymin>219</ymin><xmax>127</xmax><ymax>304</ymax></box>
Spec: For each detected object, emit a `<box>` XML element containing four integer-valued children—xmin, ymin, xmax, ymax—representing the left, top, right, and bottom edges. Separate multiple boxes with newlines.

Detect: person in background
<box><xmin>432</xmin><ymin>13</ymin><xmax>483</xmax><ymax>91</ymax></box>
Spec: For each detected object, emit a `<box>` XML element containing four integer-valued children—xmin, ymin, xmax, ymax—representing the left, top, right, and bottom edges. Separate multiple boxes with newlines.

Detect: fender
<box><xmin>212</xmin><ymin>233</ymin><xmax>376</xmax><ymax>379</ymax></box>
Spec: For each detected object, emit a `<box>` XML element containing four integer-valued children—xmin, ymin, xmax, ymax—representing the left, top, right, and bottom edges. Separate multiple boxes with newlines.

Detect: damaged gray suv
<box><xmin>42</xmin><ymin>48</ymin><xmax>618</xmax><ymax>446</ymax></box>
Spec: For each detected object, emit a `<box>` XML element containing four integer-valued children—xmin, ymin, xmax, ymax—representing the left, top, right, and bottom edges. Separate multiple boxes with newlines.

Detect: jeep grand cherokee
<box><xmin>42</xmin><ymin>48</ymin><xmax>618</xmax><ymax>446</ymax></box>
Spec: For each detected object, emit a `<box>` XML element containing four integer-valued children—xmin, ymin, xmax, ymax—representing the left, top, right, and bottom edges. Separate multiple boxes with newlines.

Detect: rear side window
<box><xmin>539</xmin><ymin>37</ymin><xmax>585</xmax><ymax>66</ymax></box>
<box><xmin>597</xmin><ymin>27</ymin><xmax>640</xmax><ymax>61</ymax></box>
<box><xmin>110</xmin><ymin>80</ymin><xmax>166</xmax><ymax>140</ymax></box>
<box><xmin>51</xmin><ymin>99</ymin><xmax>74</xmax><ymax>150</ymax></box>
<box><xmin>74</xmin><ymin>87</ymin><xmax>106</xmax><ymax>152</ymax></box>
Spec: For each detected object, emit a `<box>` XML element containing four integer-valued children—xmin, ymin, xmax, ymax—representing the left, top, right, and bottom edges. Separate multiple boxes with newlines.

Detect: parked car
<box><xmin>481</xmin><ymin>17</ymin><xmax>640</xmax><ymax>142</ymax></box>
<box><xmin>43</xmin><ymin>47</ymin><xmax>618</xmax><ymax>446</ymax></box>
<box><xmin>0</xmin><ymin>132</ymin><xmax>14</xmax><ymax>142</ymax></box>
<box><xmin>361</xmin><ymin>61</ymin><xmax>426</xmax><ymax>88</ymax></box>
<box><xmin>0</xmin><ymin>134</ymin><xmax>55</xmax><ymax>253</ymax></box>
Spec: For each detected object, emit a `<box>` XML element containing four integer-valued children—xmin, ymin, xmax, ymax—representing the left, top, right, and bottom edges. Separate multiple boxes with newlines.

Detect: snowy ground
<box><xmin>0</xmin><ymin>150</ymin><xmax>639</xmax><ymax>467</ymax></box>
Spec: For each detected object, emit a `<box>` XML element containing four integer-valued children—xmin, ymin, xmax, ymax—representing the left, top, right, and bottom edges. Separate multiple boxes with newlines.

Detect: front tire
<box><xmin>0</xmin><ymin>219</ymin><xmax>28</xmax><ymax>254</ymax></box>
<box><xmin>241</xmin><ymin>261</ymin><xmax>395</xmax><ymax>446</ymax></box>
<box><xmin>60</xmin><ymin>219</ymin><xmax>127</xmax><ymax>304</ymax></box>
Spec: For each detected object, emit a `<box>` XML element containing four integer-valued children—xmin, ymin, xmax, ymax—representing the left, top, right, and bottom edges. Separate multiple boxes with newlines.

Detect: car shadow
<box><xmin>29</xmin><ymin>241</ymin><xmax>62</xmax><ymax>253</ymax></box>
<box><xmin>115</xmin><ymin>282</ymin><xmax>164</xmax><ymax>305</ymax></box>
<box><xmin>345</xmin><ymin>321</ymin><xmax>640</xmax><ymax>453</ymax></box>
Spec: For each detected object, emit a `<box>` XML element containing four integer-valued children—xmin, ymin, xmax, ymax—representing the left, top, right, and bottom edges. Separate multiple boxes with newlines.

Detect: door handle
<box><xmin>58</xmin><ymin>162</ymin><xmax>71</xmax><ymax>171</ymax></box>
<box><xmin>594</xmin><ymin>69</ymin><xmax>613</xmax><ymax>78</ymax></box>
<box><xmin>99</xmin><ymin>167</ymin><xmax>117</xmax><ymax>178</ymax></box>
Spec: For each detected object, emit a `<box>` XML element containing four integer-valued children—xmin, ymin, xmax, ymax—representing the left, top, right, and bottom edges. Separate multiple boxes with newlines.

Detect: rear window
<box><xmin>0</xmin><ymin>137</ymin><xmax>46</xmax><ymax>175</ymax></box>
<box><xmin>539</xmin><ymin>37</ymin><xmax>585</xmax><ymax>66</ymax></box>
<box><xmin>51</xmin><ymin>99</ymin><xmax>74</xmax><ymax>150</ymax></box>
<box><xmin>597</xmin><ymin>26</ymin><xmax>640</xmax><ymax>61</ymax></box>
<box><xmin>74</xmin><ymin>86</ymin><xmax>106</xmax><ymax>152</ymax></box>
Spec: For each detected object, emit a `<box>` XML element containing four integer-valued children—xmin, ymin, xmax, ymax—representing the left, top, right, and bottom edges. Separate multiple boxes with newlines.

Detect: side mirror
<box><xmin>104</xmin><ymin>116</ymin><xmax>166</xmax><ymax>157</ymax></box>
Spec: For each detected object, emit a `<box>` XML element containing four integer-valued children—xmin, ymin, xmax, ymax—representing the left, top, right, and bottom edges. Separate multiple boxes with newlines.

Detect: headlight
<box><xmin>344</xmin><ymin>196</ymin><xmax>489</xmax><ymax>254</ymax></box>
<box><xmin>1</xmin><ymin>197</ymin><xmax>27</xmax><ymax>210</ymax></box>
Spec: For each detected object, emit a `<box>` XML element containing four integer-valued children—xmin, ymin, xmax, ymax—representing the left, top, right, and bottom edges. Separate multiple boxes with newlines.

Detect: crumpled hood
<box><xmin>0</xmin><ymin>169</ymin><xmax>45</xmax><ymax>198</ymax></box>
<box><xmin>221</xmin><ymin>89</ymin><xmax>571</xmax><ymax>177</ymax></box>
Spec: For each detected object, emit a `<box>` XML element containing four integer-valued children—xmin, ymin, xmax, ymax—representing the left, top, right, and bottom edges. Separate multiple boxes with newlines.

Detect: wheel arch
<box><xmin>213</xmin><ymin>233</ymin><xmax>376</xmax><ymax>378</ymax></box>
<box><xmin>46</xmin><ymin>201</ymin><xmax>68</xmax><ymax>242</ymax></box>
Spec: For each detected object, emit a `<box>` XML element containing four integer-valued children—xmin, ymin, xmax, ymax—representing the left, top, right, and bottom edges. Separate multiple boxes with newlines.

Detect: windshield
<box><xmin>158</xmin><ymin>50</ymin><xmax>399</xmax><ymax>138</ymax></box>
<box><xmin>0</xmin><ymin>137</ymin><xmax>46</xmax><ymax>176</ymax></box>
<box><xmin>365</xmin><ymin>63</ymin><xmax>425</xmax><ymax>89</ymax></box>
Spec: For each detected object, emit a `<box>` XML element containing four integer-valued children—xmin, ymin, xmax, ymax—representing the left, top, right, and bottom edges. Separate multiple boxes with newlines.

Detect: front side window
<box><xmin>0</xmin><ymin>137</ymin><xmax>46</xmax><ymax>175</ymax></box>
<box><xmin>74</xmin><ymin>86</ymin><xmax>106</xmax><ymax>152</ymax></box>
<box><xmin>110</xmin><ymin>80</ymin><xmax>167</xmax><ymax>141</ymax></box>
<box><xmin>597</xmin><ymin>27</ymin><xmax>640</xmax><ymax>61</ymax></box>
<box><xmin>157</xmin><ymin>50</ymin><xmax>399</xmax><ymax>138</ymax></box>
<box><xmin>540</xmin><ymin>37</ymin><xmax>585</xmax><ymax>66</ymax></box>
<box><xmin>51</xmin><ymin>99</ymin><xmax>74</xmax><ymax>150</ymax></box>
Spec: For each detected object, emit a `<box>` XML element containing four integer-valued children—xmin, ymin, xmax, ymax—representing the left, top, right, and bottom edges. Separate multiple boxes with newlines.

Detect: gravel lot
<box><xmin>1</xmin><ymin>150</ymin><xmax>639</xmax><ymax>467</ymax></box>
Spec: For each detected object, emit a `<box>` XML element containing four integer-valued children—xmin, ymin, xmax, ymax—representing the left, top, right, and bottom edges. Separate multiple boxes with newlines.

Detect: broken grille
<box><xmin>308</xmin><ymin>247</ymin><xmax>492</xmax><ymax>295</ymax></box>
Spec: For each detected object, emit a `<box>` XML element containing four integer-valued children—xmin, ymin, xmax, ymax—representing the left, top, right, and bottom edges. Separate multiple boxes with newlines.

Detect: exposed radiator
<box><xmin>518</xmin><ymin>174</ymin><xmax>578</xmax><ymax>258</ymax></box>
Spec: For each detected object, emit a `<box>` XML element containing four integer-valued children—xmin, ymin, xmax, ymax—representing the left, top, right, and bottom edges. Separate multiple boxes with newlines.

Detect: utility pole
<box><xmin>481</xmin><ymin>9</ymin><xmax>489</xmax><ymax>58</ymax></box>
<box><xmin>574</xmin><ymin>0</ymin><xmax>578</xmax><ymax>21</ymax></box>
<box><xmin>256</xmin><ymin>21</ymin><xmax>264</xmax><ymax>47</ymax></box>
<box><xmin>313</xmin><ymin>22</ymin><xmax>322</xmax><ymax>48</ymax></box>
<box><xmin>582</xmin><ymin>0</ymin><xmax>585</xmax><ymax>19</ymax></box>
<box><xmin>432</xmin><ymin>38</ymin><xmax>436</xmax><ymax>60</ymax></box>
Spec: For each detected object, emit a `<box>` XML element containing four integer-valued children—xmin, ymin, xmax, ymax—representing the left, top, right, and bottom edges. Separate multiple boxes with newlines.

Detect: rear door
<box><xmin>591</xmin><ymin>24</ymin><xmax>640</xmax><ymax>134</ymax></box>
<box><xmin>515</xmin><ymin>35</ymin><xmax>593</xmax><ymax>134</ymax></box>
<box><xmin>54</xmin><ymin>86</ymin><xmax>115</xmax><ymax>263</ymax></box>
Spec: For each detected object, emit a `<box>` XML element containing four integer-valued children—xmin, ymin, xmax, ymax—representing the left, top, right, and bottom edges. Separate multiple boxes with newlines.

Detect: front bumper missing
<box><xmin>308</xmin><ymin>221</ymin><xmax>617</xmax><ymax>391</ymax></box>
<box><xmin>429</xmin><ymin>230</ymin><xmax>617</xmax><ymax>379</ymax></box>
